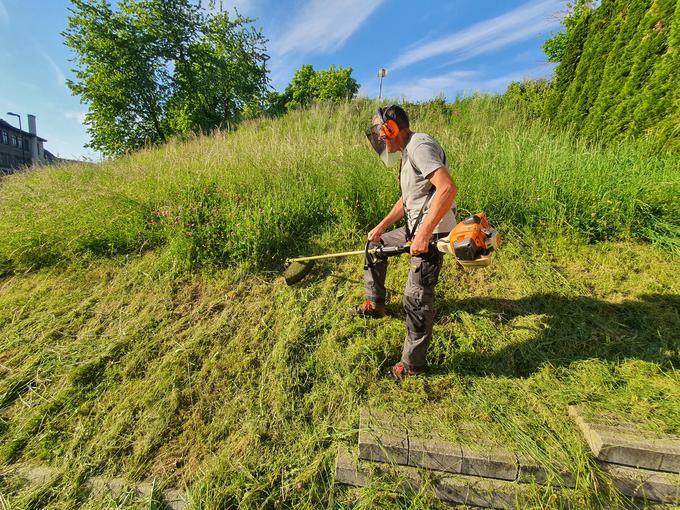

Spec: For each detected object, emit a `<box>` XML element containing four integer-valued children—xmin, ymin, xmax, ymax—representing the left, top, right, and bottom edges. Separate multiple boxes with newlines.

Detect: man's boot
<box><xmin>350</xmin><ymin>300</ymin><xmax>387</xmax><ymax>318</ymax></box>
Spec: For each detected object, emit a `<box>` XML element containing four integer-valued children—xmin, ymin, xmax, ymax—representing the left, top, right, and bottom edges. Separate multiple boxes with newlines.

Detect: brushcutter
<box><xmin>283</xmin><ymin>212</ymin><xmax>501</xmax><ymax>285</ymax></box>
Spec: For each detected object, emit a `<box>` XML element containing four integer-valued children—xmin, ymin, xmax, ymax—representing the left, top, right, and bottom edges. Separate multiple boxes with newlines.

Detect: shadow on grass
<box><xmin>432</xmin><ymin>293</ymin><xmax>680</xmax><ymax>378</ymax></box>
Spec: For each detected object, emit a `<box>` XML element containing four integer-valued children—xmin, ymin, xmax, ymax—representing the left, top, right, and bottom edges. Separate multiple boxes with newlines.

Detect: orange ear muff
<box><xmin>381</xmin><ymin>119</ymin><xmax>400</xmax><ymax>139</ymax></box>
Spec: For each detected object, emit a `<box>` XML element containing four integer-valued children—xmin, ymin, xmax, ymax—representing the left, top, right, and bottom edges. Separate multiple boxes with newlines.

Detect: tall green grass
<box><xmin>0</xmin><ymin>96</ymin><xmax>677</xmax><ymax>275</ymax></box>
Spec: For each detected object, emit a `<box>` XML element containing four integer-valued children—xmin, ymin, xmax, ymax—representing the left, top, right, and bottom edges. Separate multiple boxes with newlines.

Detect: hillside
<box><xmin>0</xmin><ymin>98</ymin><xmax>679</xmax><ymax>509</ymax></box>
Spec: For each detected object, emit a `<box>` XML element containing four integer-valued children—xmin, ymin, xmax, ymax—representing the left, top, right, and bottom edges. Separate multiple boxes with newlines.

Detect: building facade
<box><xmin>0</xmin><ymin>114</ymin><xmax>49</xmax><ymax>173</ymax></box>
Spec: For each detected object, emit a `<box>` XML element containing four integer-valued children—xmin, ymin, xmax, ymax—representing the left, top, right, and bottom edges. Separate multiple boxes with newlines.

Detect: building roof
<box><xmin>44</xmin><ymin>149</ymin><xmax>80</xmax><ymax>165</ymax></box>
<box><xmin>0</xmin><ymin>118</ymin><xmax>48</xmax><ymax>142</ymax></box>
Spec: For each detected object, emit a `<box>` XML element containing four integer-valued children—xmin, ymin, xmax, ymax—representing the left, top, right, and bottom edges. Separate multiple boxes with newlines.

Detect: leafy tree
<box><xmin>607</xmin><ymin>0</ymin><xmax>676</xmax><ymax>141</ymax></box>
<box><xmin>543</xmin><ymin>0</ymin><xmax>596</xmax><ymax>63</ymax></box>
<box><xmin>63</xmin><ymin>0</ymin><xmax>269</xmax><ymax>156</ymax></box>
<box><xmin>581</xmin><ymin>0</ymin><xmax>647</xmax><ymax>140</ymax></box>
<box><xmin>263</xmin><ymin>64</ymin><xmax>359</xmax><ymax>115</ymax></box>
<box><xmin>504</xmin><ymin>79</ymin><xmax>551</xmax><ymax>118</ymax></box>
<box><xmin>310</xmin><ymin>65</ymin><xmax>359</xmax><ymax>101</ymax></box>
<box><xmin>263</xmin><ymin>91</ymin><xmax>288</xmax><ymax>117</ymax></box>
<box><xmin>284</xmin><ymin>64</ymin><xmax>317</xmax><ymax>110</ymax></box>
<box><xmin>556</xmin><ymin>0</ymin><xmax>619</xmax><ymax>130</ymax></box>
<box><xmin>544</xmin><ymin>0</ymin><xmax>679</xmax><ymax>152</ymax></box>
<box><xmin>544</xmin><ymin>7</ymin><xmax>591</xmax><ymax>119</ymax></box>
<box><xmin>644</xmin><ymin>0</ymin><xmax>680</xmax><ymax>152</ymax></box>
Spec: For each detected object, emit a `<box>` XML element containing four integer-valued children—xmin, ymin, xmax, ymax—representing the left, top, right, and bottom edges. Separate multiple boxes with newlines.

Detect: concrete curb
<box><xmin>569</xmin><ymin>405</ymin><xmax>680</xmax><ymax>504</ymax></box>
<box><xmin>569</xmin><ymin>405</ymin><xmax>680</xmax><ymax>473</ymax></box>
<box><xmin>604</xmin><ymin>464</ymin><xmax>680</xmax><ymax>505</ymax></box>
<box><xmin>358</xmin><ymin>407</ymin><xmax>576</xmax><ymax>487</ymax></box>
<box><xmin>1</xmin><ymin>464</ymin><xmax>188</xmax><ymax>509</ymax></box>
<box><xmin>336</xmin><ymin>447</ymin><xmax>526</xmax><ymax>510</ymax></box>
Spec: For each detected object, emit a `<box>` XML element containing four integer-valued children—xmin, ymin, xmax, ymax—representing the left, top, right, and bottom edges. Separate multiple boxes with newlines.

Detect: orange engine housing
<box><xmin>449</xmin><ymin>212</ymin><xmax>499</xmax><ymax>261</ymax></box>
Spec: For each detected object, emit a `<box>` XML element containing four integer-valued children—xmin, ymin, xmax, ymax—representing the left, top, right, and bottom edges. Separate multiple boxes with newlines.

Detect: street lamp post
<box><xmin>6</xmin><ymin>112</ymin><xmax>26</xmax><ymax>167</ymax></box>
<box><xmin>378</xmin><ymin>68</ymin><xmax>388</xmax><ymax>103</ymax></box>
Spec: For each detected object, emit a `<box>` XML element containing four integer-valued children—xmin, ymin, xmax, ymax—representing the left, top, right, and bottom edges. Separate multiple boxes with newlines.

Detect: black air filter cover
<box><xmin>453</xmin><ymin>238</ymin><xmax>482</xmax><ymax>261</ymax></box>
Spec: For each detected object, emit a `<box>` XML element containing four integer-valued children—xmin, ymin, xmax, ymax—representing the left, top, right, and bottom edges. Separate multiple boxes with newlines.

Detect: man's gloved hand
<box><xmin>367</xmin><ymin>225</ymin><xmax>386</xmax><ymax>243</ymax></box>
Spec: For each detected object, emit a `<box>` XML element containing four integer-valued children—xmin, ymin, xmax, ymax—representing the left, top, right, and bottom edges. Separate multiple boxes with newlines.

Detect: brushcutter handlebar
<box><xmin>364</xmin><ymin>241</ymin><xmax>438</xmax><ymax>269</ymax></box>
<box><xmin>374</xmin><ymin>244</ymin><xmax>412</xmax><ymax>256</ymax></box>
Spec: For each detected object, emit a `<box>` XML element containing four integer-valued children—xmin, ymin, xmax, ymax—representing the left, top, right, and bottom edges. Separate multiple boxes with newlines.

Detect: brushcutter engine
<box><xmin>436</xmin><ymin>212</ymin><xmax>501</xmax><ymax>268</ymax></box>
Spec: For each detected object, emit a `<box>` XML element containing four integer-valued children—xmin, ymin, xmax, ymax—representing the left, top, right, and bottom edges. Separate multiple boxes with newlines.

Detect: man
<box><xmin>354</xmin><ymin>105</ymin><xmax>458</xmax><ymax>380</ymax></box>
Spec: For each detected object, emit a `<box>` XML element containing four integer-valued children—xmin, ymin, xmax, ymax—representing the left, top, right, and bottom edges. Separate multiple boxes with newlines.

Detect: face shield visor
<box><xmin>365</xmin><ymin>114</ymin><xmax>401</xmax><ymax>167</ymax></box>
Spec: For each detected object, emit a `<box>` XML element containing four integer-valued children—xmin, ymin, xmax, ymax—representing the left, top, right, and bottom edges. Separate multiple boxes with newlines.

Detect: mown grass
<box><xmin>0</xmin><ymin>96</ymin><xmax>679</xmax><ymax>508</ymax></box>
<box><xmin>0</xmin><ymin>238</ymin><xmax>678</xmax><ymax>509</ymax></box>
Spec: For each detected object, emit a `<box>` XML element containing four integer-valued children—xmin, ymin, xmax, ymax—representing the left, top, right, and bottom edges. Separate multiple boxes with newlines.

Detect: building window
<box><xmin>11</xmin><ymin>135</ymin><xmax>17</xmax><ymax>147</ymax></box>
<box><xmin>18</xmin><ymin>138</ymin><xmax>23</xmax><ymax>149</ymax></box>
<box><xmin>1</xmin><ymin>131</ymin><xmax>7</xmax><ymax>144</ymax></box>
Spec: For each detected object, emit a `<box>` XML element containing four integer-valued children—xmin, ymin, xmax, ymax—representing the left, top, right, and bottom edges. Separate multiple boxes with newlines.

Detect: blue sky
<box><xmin>0</xmin><ymin>0</ymin><xmax>567</xmax><ymax>160</ymax></box>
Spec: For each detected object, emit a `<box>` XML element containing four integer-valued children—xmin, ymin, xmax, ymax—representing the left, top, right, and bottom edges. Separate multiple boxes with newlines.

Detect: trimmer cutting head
<box><xmin>283</xmin><ymin>260</ymin><xmax>315</xmax><ymax>285</ymax></box>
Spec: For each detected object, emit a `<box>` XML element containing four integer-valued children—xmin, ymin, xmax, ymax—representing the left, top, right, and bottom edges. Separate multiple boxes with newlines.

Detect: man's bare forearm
<box><xmin>379</xmin><ymin>198</ymin><xmax>405</xmax><ymax>230</ymax></box>
<box><xmin>419</xmin><ymin>168</ymin><xmax>458</xmax><ymax>237</ymax></box>
<box><xmin>420</xmin><ymin>185</ymin><xmax>457</xmax><ymax>236</ymax></box>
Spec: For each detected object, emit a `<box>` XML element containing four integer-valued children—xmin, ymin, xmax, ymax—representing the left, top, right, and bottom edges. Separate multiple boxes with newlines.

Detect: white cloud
<box><xmin>41</xmin><ymin>51</ymin><xmax>68</xmax><ymax>91</ymax></box>
<box><xmin>379</xmin><ymin>70</ymin><xmax>480</xmax><ymax>101</ymax></box>
<box><xmin>385</xmin><ymin>66</ymin><xmax>553</xmax><ymax>102</ymax></box>
<box><xmin>0</xmin><ymin>0</ymin><xmax>8</xmax><ymax>25</ymax></box>
<box><xmin>391</xmin><ymin>0</ymin><xmax>564</xmax><ymax>71</ymax></box>
<box><xmin>273</xmin><ymin>0</ymin><xmax>384</xmax><ymax>57</ymax></box>
<box><xmin>64</xmin><ymin>111</ymin><xmax>87</xmax><ymax>124</ymax></box>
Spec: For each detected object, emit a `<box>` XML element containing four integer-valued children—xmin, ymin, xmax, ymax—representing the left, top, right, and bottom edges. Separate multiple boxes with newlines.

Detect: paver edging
<box><xmin>358</xmin><ymin>408</ymin><xmax>409</xmax><ymax>465</ymax></box>
<box><xmin>337</xmin><ymin>446</ymin><xmax>526</xmax><ymax>510</ymax></box>
<box><xmin>358</xmin><ymin>407</ymin><xmax>576</xmax><ymax>487</ymax></box>
<box><xmin>569</xmin><ymin>405</ymin><xmax>680</xmax><ymax>474</ymax></box>
<box><xmin>604</xmin><ymin>464</ymin><xmax>680</xmax><ymax>504</ymax></box>
<box><xmin>0</xmin><ymin>463</ymin><xmax>188</xmax><ymax>509</ymax></box>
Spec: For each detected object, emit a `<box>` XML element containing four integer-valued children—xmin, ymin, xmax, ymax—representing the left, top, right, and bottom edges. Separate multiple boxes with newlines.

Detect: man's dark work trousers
<box><xmin>364</xmin><ymin>226</ymin><xmax>444</xmax><ymax>371</ymax></box>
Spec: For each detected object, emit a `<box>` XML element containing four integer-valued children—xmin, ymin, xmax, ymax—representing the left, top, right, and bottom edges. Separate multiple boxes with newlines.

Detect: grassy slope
<box><xmin>0</xmin><ymin>98</ymin><xmax>679</xmax><ymax>509</ymax></box>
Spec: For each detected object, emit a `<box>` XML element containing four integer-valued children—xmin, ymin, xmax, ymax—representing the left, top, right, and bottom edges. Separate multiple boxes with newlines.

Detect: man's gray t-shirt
<box><xmin>400</xmin><ymin>132</ymin><xmax>456</xmax><ymax>235</ymax></box>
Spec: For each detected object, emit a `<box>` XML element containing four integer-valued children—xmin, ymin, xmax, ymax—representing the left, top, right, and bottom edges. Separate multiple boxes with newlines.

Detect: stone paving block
<box><xmin>459</xmin><ymin>444</ymin><xmax>518</xmax><ymax>481</ymax></box>
<box><xmin>604</xmin><ymin>464</ymin><xmax>680</xmax><ymax>504</ymax></box>
<box><xmin>360</xmin><ymin>408</ymin><xmax>577</xmax><ymax>486</ymax></box>
<box><xmin>358</xmin><ymin>408</ymin><xmax>409</xmax><ymax>465</ymax></box>
<box><xmin>517</xmin><ymin>454</ymin><xmax>577</xmax><ymax>488</ymax></box>
<box><xmin>86</xmin><ymin>477</ymin><xmax>136</xmax><ymax>498</ymax></box>
<box><xmin>336</xmin><ymin>447</ymin><xmax>369</xmax><ymax>487</ymax></box>
<box><xmin>10</xmin><ymin>465</ymin><xmax>59</xmax><ymax>485</ymax></box>
<box><xmin>408</xmin><ymin>435</ymin><xmax>464</xmax><ymax>473</ymax></box>
<box><xmin>86</xmin><ymin>477</ymin><xmax>187</xmax><ymax>509</ymax></box>
<box><xmin>409</xmin><ymin>435</ymin><xmax>520</xmax><ymax>482</ymax></box>
<box><xmin>570</xmin><ymin>406</ymin><xmax>680</xmax><ymax>473</ymax></box>
<box><xmin>433</xmin><ymin>473</ymin><xmax>520</xmax><ymax>510</ymax></box>
<box><xmin>336</xmin><ymin>447</ymin><xmax>524</xmax><ymax>509</ymax></box>
<box><xmin>3</xmin><ymin>463</ymin><xmax>186</xmax><ymax>510</ymax></box>
<box><xmin>163</xmin><ymin>489</ymin><xmax>189</xmax><ymax>510</ymax></box>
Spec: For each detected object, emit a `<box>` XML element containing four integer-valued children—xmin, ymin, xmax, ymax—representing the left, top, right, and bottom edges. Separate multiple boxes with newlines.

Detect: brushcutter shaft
<box><xmin>284</xmin><ymin>242</ymin><xmax>440</xmax><ymax>286</ymax></box>
<box><xmin>287</xmin><ymin>243</ymin><xmax>432</xmax><ymax>264</ymax></box>
<box><xmin>287</xmin><ymin>249</ymin><xmax>370</xmax><ymax>263</ymax></box>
